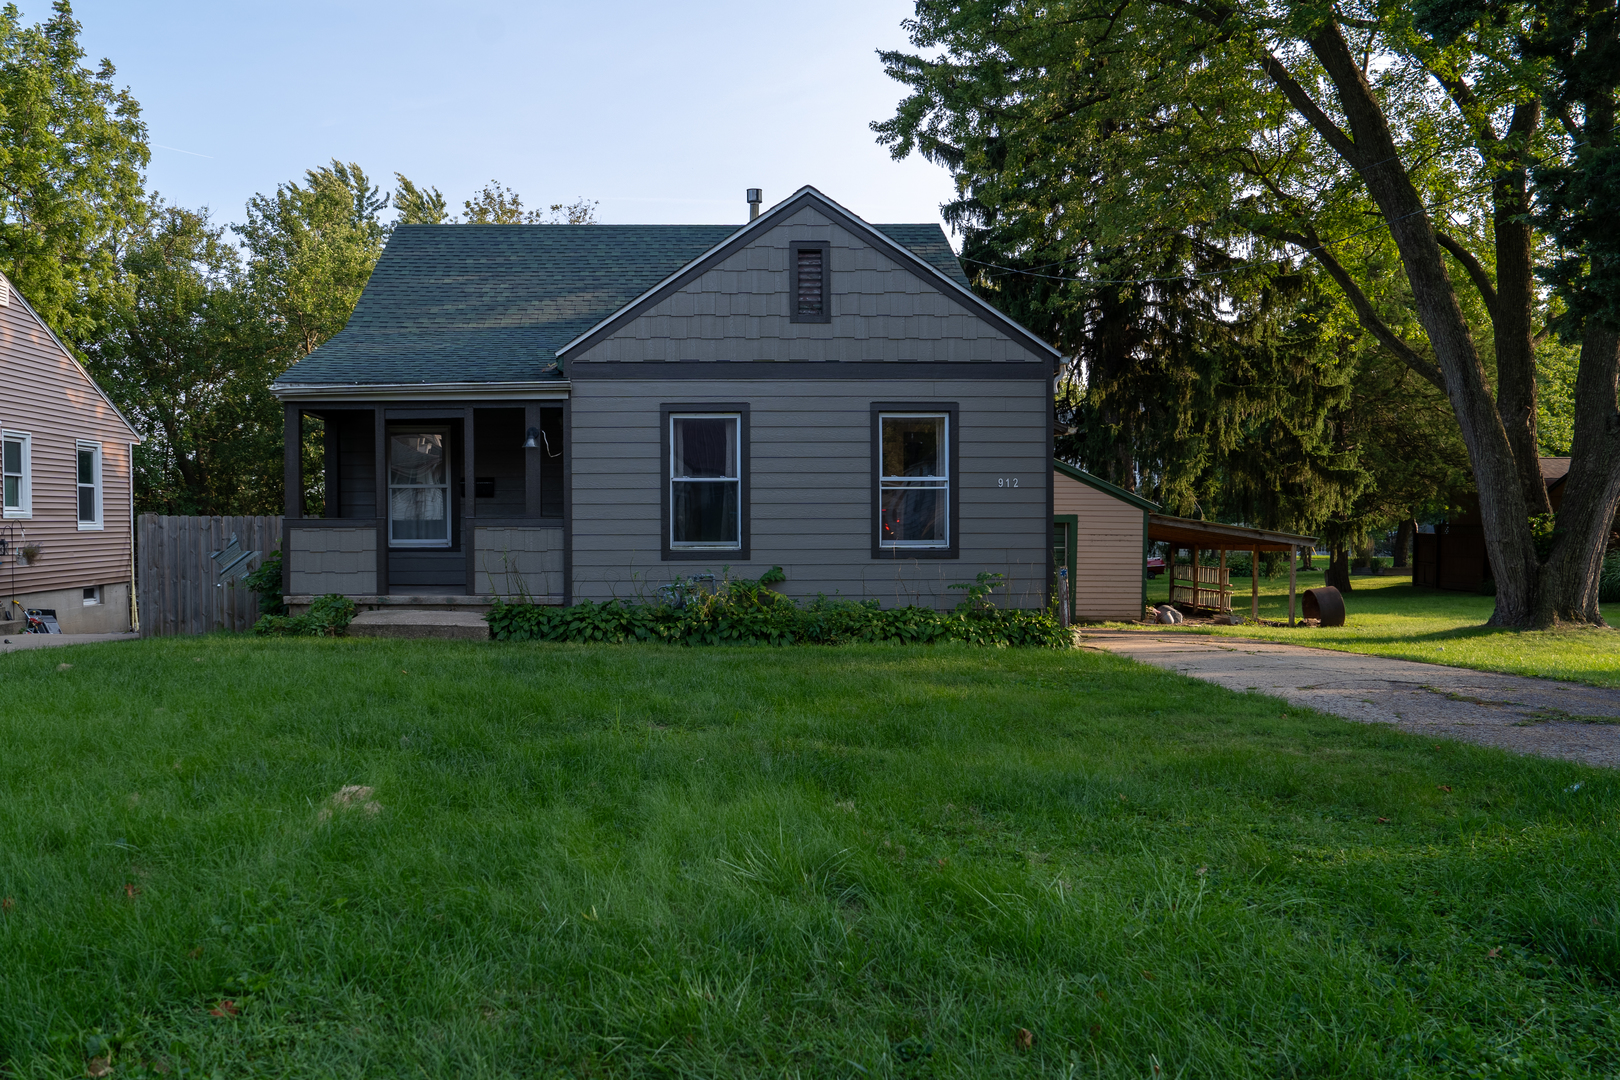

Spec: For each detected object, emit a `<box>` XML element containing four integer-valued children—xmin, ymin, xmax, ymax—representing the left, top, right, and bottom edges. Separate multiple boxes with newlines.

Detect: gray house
<box><xmin>271</xmin><ymin>187</ymin><xmax>1059</xmax><ymax>613</ymax></box>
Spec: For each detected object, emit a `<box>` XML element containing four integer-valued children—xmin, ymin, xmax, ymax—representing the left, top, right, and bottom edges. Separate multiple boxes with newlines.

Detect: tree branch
<box><xmin>1274</xmin><ymin>227</ymin><xmax>1447</xmax><ymax>390</ymax></box>
<box><xmin>1257</xmin><ymin>50</ymin><xmax>1361</xmax><ymax>165</ymax></box>
<box><xmin>1434</xmin><ymin>231</ymin><xmax>1499</xmax><ymax>323</ymax></box>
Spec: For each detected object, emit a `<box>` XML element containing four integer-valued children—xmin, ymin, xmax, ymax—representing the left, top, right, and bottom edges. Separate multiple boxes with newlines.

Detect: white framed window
<box><xmin>669</xmin><ymin>413</ymin><xmax>741</xmax><ymax>550</ymax></box>
<box><xmin>388</xmin><ymin>429</ymin><xmax>451</xmax><ymax>548</ymax></box>
<box><xmin>878</xmin><ymin>412</ymin><xmax>950</xmax><ymax>550</ymax></box>
<box><xmin>83</xmin><ymin>586</ymin><xmax>101</xmax><ymax>606</ymax></box>
<box><xmin>3</xmin><ymin>431</ymin><xmax>30</xmax><ymax>518</ymax></box>
<box><xmin>76</xmin><ymin>441</ymin><xmax>103</xmax><ymax>529</ymax></box>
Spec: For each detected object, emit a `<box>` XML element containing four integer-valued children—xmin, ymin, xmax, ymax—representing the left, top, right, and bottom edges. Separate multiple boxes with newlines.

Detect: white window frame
<box><xmin>878</xmin><ymin>412</ymin><xmax>951</xmax><ymax>550</ymax></box>
<box><xmin>75</xmin><ymin>440</ymin><xmax>103</xmax><ymax>530</ymax></box>
<box><xmin>387</xmin><ymin>427</ymin><xmax>452</xmax><ymax>549</ymax></box>
<box><xmin>3</xmin><ymin>430</ymin><xmax>31</xmax><ymax>519</ymax></box>
<box><xmin>669</xmin><ymin>413</ymin><xmax>742</xmax><ymax>551</ymax></box>
<box><xmin>83</xmin><ymin>585</ymin><xmax>101</xmax><ymax>606</ymax></box>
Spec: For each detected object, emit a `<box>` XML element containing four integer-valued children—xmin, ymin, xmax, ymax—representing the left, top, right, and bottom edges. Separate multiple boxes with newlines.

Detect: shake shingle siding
<box><xmin>569</xmin><ymin>379</ymin><xmax>1050</xmax><ymax>608</ymax></box>
<box><xmin>576</xmin><ymin>208</ymin><xmax>1028</xmax><ymax>365</ymax></box>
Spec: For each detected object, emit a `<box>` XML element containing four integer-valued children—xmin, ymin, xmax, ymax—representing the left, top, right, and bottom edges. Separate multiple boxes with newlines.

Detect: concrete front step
<box><xmin>347</xmin><ymin>608</ymin><xmax>490</xmax><ymax>640</ymax></box>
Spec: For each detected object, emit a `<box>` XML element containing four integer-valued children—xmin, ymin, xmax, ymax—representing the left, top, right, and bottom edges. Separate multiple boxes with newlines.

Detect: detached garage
<box><xmin>1052</xmin><ymin>460</ymin><xmax>1156</xmax><ymax>621</ymax></box>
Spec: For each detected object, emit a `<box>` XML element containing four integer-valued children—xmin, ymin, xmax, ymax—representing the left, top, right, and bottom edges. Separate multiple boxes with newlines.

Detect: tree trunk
<box><xmin>1325</xmin><ymin>546</ymin><xmax>1352</xmax><ymax>592</ymax></box>
<box><xmin>1491</xmin><ymin>103</ymin><xmax>1553</xmax><ymax>517</ymax></box>
<box><xmin>1533</xmin><ymin>326</ymin><xmax>1620</xmax><ymax>626</ymax></box>
<box><xmin>1296</xmin><ymin>23</ymin><xmax>1542</xmax><ymax>625</ymax></box>
<box><xmin>1393</xmin><ymin>519</ymin><xmax>1414</xmax><ymax>568</ymax></box>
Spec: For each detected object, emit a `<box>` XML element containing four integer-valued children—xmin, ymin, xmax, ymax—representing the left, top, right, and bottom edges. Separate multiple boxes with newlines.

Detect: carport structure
<box><xmin>1148</xmin><ymin>515</ymin><xmax>1319</xmax><ymax>625</ymax></box>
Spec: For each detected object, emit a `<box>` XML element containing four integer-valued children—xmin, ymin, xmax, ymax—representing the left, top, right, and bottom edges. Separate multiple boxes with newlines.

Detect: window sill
<box><xmin>77</xmin><ymin>523</ymin><xmax>104</xmax><ymax>531</ymax></box>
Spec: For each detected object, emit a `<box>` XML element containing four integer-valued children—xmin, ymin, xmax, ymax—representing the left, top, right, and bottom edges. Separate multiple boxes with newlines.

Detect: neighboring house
<box><xmin>0</xmin><ymin>274</ymin><xmax>140</xmax><ymax>632</ymax></box>
<box><xmin>271</xmin><ymin>187</ymin><xmax>1059</xmax><ymax>612</ymax></box>
<box><xmin>1052</xmin><ymin>460</ymin><xmax>1156</xmax><ymax>621</ymax></box>
<box><xmin>1413</xmin><ymin>457</ymin><xmax>1613</xmax><ymax>591</ymax></box>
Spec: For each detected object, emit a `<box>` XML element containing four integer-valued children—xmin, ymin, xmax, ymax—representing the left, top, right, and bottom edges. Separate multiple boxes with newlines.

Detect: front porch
<box><xmin>282</xmin><ymin>401</ymin><xmax>568</xmax><ymax>603</ymax></box>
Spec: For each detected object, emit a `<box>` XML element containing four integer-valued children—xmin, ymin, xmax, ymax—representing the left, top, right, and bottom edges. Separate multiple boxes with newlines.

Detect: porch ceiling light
<box><xmin>523</xmin><ymin>427</ymin><xmax>540</xmax><ymax>449</ymax></box>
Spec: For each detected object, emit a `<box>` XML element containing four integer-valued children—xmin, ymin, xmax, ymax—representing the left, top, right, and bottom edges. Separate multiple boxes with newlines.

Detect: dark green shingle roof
<box><xmin>273</xmin><ymin>222</ymin><xmax>972</xmax><ymax>387</ymax></box>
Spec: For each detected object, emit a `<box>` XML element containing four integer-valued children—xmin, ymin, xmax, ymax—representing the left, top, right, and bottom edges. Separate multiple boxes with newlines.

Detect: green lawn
<box><xmin>4</xmin><ymin>637</ymin><xmax>1620</xmax><ymax>1078</ymax></box>
<box><xmin>1124</xmin><ymin>571</ymin><xmax>1620</xmax><ymax>687</ymax></box>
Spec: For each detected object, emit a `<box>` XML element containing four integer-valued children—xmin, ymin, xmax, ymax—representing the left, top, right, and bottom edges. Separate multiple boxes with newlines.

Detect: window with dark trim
<box><xmin>789</xmin><ymin>241</ymin><xmax>831</xmax><ymax>323</ymax></box>
<box><xmin>870</xmin><ymin>402</ymin><xmax>959</xmax><ymax>559</ymax></box>
<box><xmin>662</xmin><ymin>403</ymin><xmax>750</xmax><ymax>560</ymax></box>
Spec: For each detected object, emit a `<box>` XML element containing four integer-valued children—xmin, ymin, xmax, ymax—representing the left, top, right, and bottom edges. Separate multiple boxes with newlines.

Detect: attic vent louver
<box><xmin>796</xmin><ymin>249</ymin><xmax>822</xmax><ymax>315</ymax></box>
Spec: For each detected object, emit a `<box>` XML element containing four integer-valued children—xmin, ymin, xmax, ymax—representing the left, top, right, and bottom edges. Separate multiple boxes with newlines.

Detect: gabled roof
<box><xmin>4</xmin><ymin>274</ymin><xmax>140</xmax><ymax>442</ymax></box>
<box><xmin>557</xmin><ymin>186</ymin><xmax>1059</xmax><ymax>362</ymax></box>
<box><xmin>1053</xmin><ymin>459</ymin><xmax>1159</xmax><ymax>512</ymax></box>
<box><xmin>272</xmin><ymin>211</ymin><xmax>983</xmax><ymax>389</ymax></box>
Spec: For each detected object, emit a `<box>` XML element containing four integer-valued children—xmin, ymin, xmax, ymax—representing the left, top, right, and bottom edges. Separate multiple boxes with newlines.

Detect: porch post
<box><xmin>374</xmin><ymin>407</ymin><xmax>388</xmax><ymax>595</ymax></box>
<box><xmin>1218</xmin><ymin>548</ymin><xmax>1227</xmax><ymax>615</ymax></box>
<box><xmin>1191</xmin><ymin>546</ymin><xmax>1200</xmax><ymax>612</ymax></box>
<box><xmin>283</xmin><ymin>405</ymin><xmax>300</xmax><ymax>595</ymax></box>
<box><xmin>1288</xmin><ymin>545</ymin><xmax>1298</xmax><ymax>626</ymax></box>
<box><xmin>464</xmin><ymin>407</ymin><xmax>477</xmax><ymax>595</ymax></box>
<box><xmin>1251</xmin><ymin>547</ymin><xmax>1259</xmax><ymax>623</ymax></box>
<box><xmin>283</xmin><ymin>405</ymin><xmax>301</xmax><ymax>520</ymax></box>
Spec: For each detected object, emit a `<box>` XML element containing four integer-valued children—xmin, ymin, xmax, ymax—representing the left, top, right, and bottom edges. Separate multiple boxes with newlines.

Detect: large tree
<box><xmin>0</xmin><ymin>0</ymin><xmax>148</xmax><ymax>342</ymax></box>
<box><xmin>82</xmin><ymin>205</ymin><xmax>281</xmax><ymax>514</ymax></box>
<box><xmin>878</xmin><ymin>0</ymin><xmax>1620</xmax><ymax>627</ymax></box>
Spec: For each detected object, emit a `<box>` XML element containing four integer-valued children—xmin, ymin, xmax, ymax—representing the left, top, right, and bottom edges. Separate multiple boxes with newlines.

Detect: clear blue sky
<box><xmin>63</xmin><ymin>0</ymin><xmax>958</xmax><ymax>233</ymax></box>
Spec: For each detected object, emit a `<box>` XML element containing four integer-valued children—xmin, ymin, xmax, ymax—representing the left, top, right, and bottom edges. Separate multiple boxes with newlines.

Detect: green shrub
<box><xmin>1601</xmin><ymin>552</ymin><xmax>1620</xmax><ymax>604</ymax></box>
<box><xmin>253</xmin><ymin>593</ymin><xmax>357</xmax><ymax>637</ymax></box>
<box><xmin>486</xmin><ymin>567</ymin><xmax>1068</xmax><ymax>648</ymax></box>
<box><xmin>242</xmin><ymin>547</ymin><xmax>286</xmax><ymax>616</ymax></box>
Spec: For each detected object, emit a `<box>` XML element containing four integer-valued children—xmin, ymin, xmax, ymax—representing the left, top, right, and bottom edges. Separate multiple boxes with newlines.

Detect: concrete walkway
<box><xmin>1082</xmin><ymin>630</ymin><xmax>1620</xmax><ymax>769</ymax></box>
<box><xmin>0</xmin><ymin>631</ymin><xmax>139</xmax><ymax>654</ymax></box>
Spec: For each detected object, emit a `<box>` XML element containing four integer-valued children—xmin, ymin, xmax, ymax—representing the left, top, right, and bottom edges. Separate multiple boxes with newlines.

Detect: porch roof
<box><xmin>271</xmin><ymin>222</ymin><xmax>971</xmax><ymax>391</ymax></box>
<box><xmin>1148</xmin><ymin>514</ymin><xmax>1317</xmax><ymax>553</ymax></box>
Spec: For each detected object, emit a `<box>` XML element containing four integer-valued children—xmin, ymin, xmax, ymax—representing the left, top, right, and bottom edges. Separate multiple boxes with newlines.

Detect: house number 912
<box><xmin>998</xmin><ymin>477</ymin><xmax>1020</xmax><ymax>488</ymax></box>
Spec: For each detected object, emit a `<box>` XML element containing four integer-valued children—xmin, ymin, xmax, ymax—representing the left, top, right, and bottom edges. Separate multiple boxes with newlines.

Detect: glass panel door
<box><xmin>389</xmin><ymin>431</ymin><xmax>449</xmax><ymax>546</ymax></box>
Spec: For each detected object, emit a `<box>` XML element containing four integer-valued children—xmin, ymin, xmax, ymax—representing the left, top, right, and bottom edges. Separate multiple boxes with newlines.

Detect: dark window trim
<box><xmin>661</xmin><ymin>402</ymin><xmax>751</xmax><ymax>562</ymax></box>
<box><xmin>788</xmin><ymin>241</ymin><xmax>831</xmax><ymax>324</ymax></box>
<box><xmin>870</xmin><ymin>401</ymin><xmax>959</xmax><ymax>560</ymax></box>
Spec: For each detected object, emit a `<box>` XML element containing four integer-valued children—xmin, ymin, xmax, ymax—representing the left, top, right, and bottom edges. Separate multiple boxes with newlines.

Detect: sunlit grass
<box><xmin>1116</xmin><ymin>571</ymin><xmax>1620</xmax><ymax>687</ymax></box>
<box><xmin>2</xmin><ymin>636</ymin><xmax>1618</xmax><ymax>1078</ymax></box>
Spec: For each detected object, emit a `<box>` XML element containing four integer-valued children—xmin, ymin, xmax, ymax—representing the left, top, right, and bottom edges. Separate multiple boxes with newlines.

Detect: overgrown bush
<box><xmin>1601</xmin><ymin>552</ymin><xmax>1620</xmax><ymax>605</ymax></box>
<box><xmin>486</xmin><ymin>567</ymin><xmax>1068</xmax><ymax>648</ymax></box>
<box><xmin>253</xmin><ymin>593</ymin><xmax>356</xmax><ymax>637</ymax></box>
<box><xmin>243</xmin><ymin>548</ymin><xmax>286</xmax><ymax>616</ymax></box>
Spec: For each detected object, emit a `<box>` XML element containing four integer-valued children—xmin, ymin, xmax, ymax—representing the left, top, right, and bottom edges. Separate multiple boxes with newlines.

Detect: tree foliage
<box><xmin>460</xmin><ymin>179</ymin><xmax>598</xmax><ymax>225</ymax></box>
<box><xmin>0</xmin><ymin>0</ymin><xmax>147</xmax><ymax>341</ymax></box>
<box><xmin>877</xmin><ymin>0</ymin><xmax>1619</xmax><ymax>627</ymax></box>
<box><xmin>80</xmin><ymin>205</ymin><xmax>280</xmax><ymax>514</ymax></box>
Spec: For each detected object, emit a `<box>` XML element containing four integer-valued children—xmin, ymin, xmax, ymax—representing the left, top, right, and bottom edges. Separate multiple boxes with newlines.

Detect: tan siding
<box><xmin>573</xmin><ymin>206</ymin><xmax>1047</xmax><ymax>367</ymax></box>
<box><xmin>1054</xmin><ymin>472</ymin><xmax>1144</xmax><ymax>620</ymax></box>
<box><xmin>0</xmin><ymin>281</ymin><xmax>139</xmax><ymax>611</ymax></box>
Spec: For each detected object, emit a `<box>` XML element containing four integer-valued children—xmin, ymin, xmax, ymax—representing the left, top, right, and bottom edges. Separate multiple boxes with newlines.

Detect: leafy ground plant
<box><xmin>252</xmin><ymin>593</ymin><xmax>355</xmax><ymax>637</ymax></box>
<box><xmin>488</xmin><ymin>567</ymin><xmax>1066</xmax><ymax>648</ymax></box>
<box><xmin>2</xmin><ymin>637</ymin><xmax>1618</xmax><ymax>1077</ymax></box>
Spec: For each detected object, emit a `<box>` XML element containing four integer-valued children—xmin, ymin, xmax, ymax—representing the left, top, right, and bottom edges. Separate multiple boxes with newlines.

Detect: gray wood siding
<box><xmin>287</xmin><ymin>526</ymin><xmax>377</xmax><ymax>595</ymax></box>
<box><xmin>570</xmin><ymin>378</ymin><xmax>1050</xmax><ymax>608</ymax></box>
<box><xmin>474</xmin><ymin>526</ymin><xmax>563</xmax><ymax>598</ymax></box>
<box><xmin>571</xmin><ymin>206</ymin><xmax>1046</xmax><ymax>366</ymax></box>
<box><xmin>335</xmin><ymin>412</ymin><xmax>376</xmax><ymax>519</ymax></box>
<box><xmin>1053</xmin><ymin>472</ymin><xmax>1146</xmax><ymax>620</ymax></box>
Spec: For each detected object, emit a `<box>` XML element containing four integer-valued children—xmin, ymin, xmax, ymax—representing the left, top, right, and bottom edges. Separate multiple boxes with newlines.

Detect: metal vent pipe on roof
<box><xmin>747</xmin><ymin>188</ymin><xmax>762</xmax><ymax>220</ymax></box>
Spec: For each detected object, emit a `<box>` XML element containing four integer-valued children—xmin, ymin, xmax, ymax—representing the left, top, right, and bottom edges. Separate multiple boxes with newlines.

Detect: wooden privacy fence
<box><xmin>138</xmin><ymin>515</ymin><xmax>282</xmax><ymax>636</ymax></box>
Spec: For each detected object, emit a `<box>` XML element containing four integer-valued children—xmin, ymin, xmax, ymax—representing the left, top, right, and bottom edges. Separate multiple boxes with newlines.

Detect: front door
<box><xmin>386</xmin><ymin>425</ymin><xmax>466</xmax><ymax>593</ymax></box>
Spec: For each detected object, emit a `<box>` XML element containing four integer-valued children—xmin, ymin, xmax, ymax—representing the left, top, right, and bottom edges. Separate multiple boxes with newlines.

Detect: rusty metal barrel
<box><xmin>1302</xmin><ymin>586</ymin><xmax>1345</xmax><ymax>627</ymax></box>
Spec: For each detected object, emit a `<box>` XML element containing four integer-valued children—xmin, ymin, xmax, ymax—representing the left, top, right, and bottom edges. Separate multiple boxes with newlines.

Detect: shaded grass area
<box><xmin>1124</xmin><ymin>572</ymin><xmax>1620</xmax><ymax>688</ymax></box>
<box><xmin>3</xmin><ymin>636</ymin><xmax>1620</xmax><ymax>1078</ymax></box>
